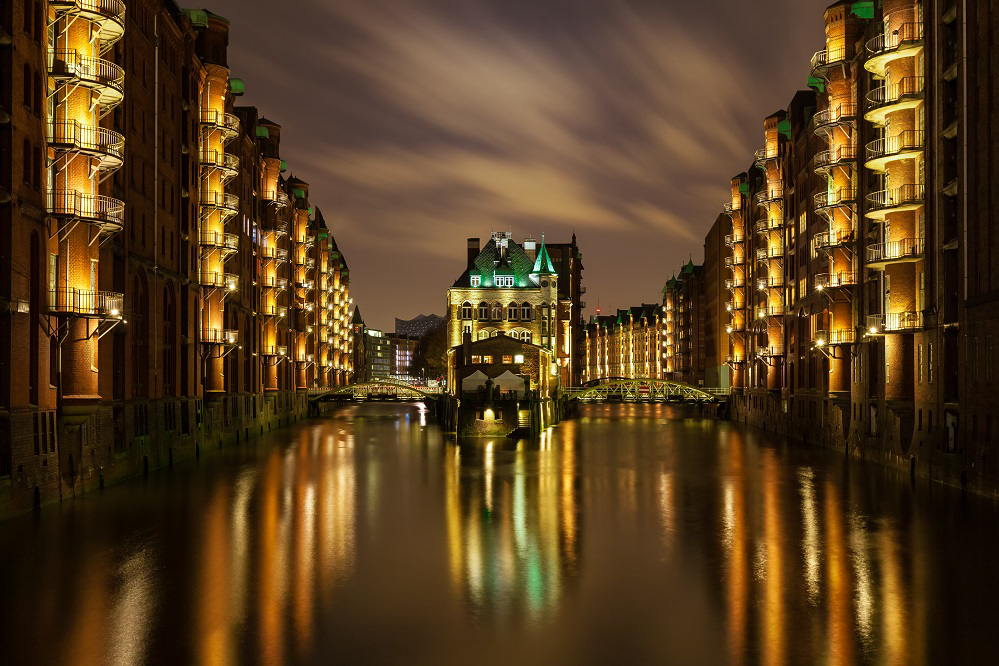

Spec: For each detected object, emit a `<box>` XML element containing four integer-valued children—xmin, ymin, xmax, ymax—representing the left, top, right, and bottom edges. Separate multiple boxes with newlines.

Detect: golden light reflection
<box><xmin>798</xmin><ymin>467</ymin><xmax>821</xmax><ymax>604</ymax></box>
<box><xmin>878</xmin><ymin>521</ymin><xmax>908</xmax><ymax>665</ymax></box>
<box><xmin>824</xmin><ymin>479</ymin><xmax>853</xmax><ymax>666</ymax></box>
<box><xmin>849</xmin><ymin>511</ymin><xmax>874</xmax><ymax>648</ymax></box>
<box><xmin>761</xmin><ymin>449</ymin><xmax>783</xmax><ymax>666</ymax></box>
<box><xmin>62</xmin><ymin>550</ymin><xmax>110</xmax><ymax>665</ymax></box>
<box><xmin>723</xmin><ymin>436</ymin><xmax>747</xmax><ymax>666</ymax></box>
<box><xmin>107</xmin><ymin>547</ymin><xmax>156</xmax><ymax>666</ymax></box>
<box><xmin>199</xmin><ymin>483</ymin><xmax>232</xmax><ymax>666</ymax></box>
<box><xmin>258</xmin><ymin>451</ymin><xmax>285</xmax><ymax>666</ymax></box>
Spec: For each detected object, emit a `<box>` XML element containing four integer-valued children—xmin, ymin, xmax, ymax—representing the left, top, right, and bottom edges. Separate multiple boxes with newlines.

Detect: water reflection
<box><xmin>0</xmin><ymin>403</ymin><xmax>997</xmax><ymax>664</ymax></box>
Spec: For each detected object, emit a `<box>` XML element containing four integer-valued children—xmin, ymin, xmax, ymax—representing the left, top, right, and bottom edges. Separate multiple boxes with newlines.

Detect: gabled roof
<box><xmin>532</xmin><ymin>236</ymin><xmax>556</xmax><ymax>275</ymax></box>
<box><xmin>451</xmin><ymin>237</ymin><xmax>535</xmax><ymax>288</ymax></box>
<box><xmin>352</xmin><ymin>305</ymin><xmax>363</xmax><ymax>325</ymax></box>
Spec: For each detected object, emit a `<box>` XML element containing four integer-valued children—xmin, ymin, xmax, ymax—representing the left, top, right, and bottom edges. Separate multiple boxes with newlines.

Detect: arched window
<box><xmin>478</xmin><ymin>302</ymin><xmax>488</xmax><ymax>320</ymax></box>
<box><xmin>23</xmin><ymin>65</ymin><xmax>30</xmax><ymax>106</ymax></box>
<box><xmin>461</xmin><ymin>301</ymin><xmax>472</xmax><ymax>319</ymax></box>
<box><xmin>478</xmin><ymin>329</ymin><xmax>490</xmax><ymax>340</ymax></box>
<box><xmin>521</xmin><ymin>331</ymin><xmax>532</xmax><ymax>343</ymax></box>
<box><xmin>508</xmin><ymin>302</ymin><xmax>518</xmax><ymax>320</ymax></box>
<box><xmin>492</xmin><ymin>303</ymin><xmax>502</xmax><ymax>321</ymax></box>
<box><xmin>541</xmin><ymin>304</ymin><xmax>549</xmax><ymax>318</ymax></box>
<box><xmin>22</xmin><ymin>140</ymin><xmax>31</xmax><ymax>185</ymax></box>
<box><xmin>521</xmin><ymin>302</ymin><xmax>532</xmax><ymax>320</ymax></box>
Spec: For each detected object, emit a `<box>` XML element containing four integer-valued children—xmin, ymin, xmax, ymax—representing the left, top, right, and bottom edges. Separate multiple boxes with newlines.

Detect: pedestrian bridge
<box><xmin>309</xmin><ymin>379</ymin><xmax>442</xmax><ymax>403</ymax></box>
<box><xmin>563</xmin><ymin>378</ymin><xmax>723</xmax><ymax>404</ymax></box>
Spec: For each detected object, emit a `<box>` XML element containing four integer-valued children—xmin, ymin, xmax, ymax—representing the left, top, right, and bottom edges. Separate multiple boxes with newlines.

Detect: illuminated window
<box><xmin>521</xmin><ymin>331</ymin><xmax>532</xmax><ymax>343</ymax></box>
<box><xmin>502</xmin><ymin>355</ymin><xmax>513</xmax><ymax>364</ymax></box>
<box><xmin>521</xmin><ymin>303</ymin><xmax>532</xmax><ymax>320</ymax></box>
<box><xmin>478</xmin><ymin>302</ymin><xmax>488</xmax><ymax>320</ymax></box>
<box><xmin>471</xmin><ymin>355</ymin><xmax>482</xmax><ymax>364</ymax></box>
<box><xmin>478</xmin><ymin>330</ymin><xmax>489</xmax><ymax>340</ymax></box>
<box><xmin>514</xmin><ymin>354</ymin><xmax>524</xmax><ymax>364</ymax></box>
<box><xmin>461</xmin><ymin>301</ymin><xmax>472</xmax><ymax>319</ymax></box>
<box><xmin>482</xmin><ymin>355</ymin><xmax>493</xmax><ymax>364</ymax></box>
<box><xmin>471</xmin><ymin>276</ymin><xmax>480</xmax><ymax>287</ymax></box>
<box><xmin>508</xmin><ymin>303</ymin><xmax>518</xmax><ymax>320</ymax></box>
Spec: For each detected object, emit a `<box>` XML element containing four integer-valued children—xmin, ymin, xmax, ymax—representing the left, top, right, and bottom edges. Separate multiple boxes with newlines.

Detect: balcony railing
<box><xmin>723</xmin><ymin>201</ymin><xmax>740</xmax><ymax>215</ymax></box>
<box><xmin>725</xmin><ymin>277</ymin><xmax>745</xmax><ymax>289</ymax></box>
<box><xmin>48</xmin><ymin>120</ymin><xmax>124</xmax><ymax>169</ymax></box>
<box><xmin>260</xmin><ymin>246</ymin><xmax>289</xmax><ymax>262</ymax></box>
<box><xmin>756</xmin><ymin>216</ymin><xmax>782</xmax><ymax>234</ymax></box>
<box><xmin>47</xmin><ymin>49</ymin><xmax>124</xmax><ymax>107</ymax></box>
<box><xmin>50</xmin><ymin>1</ymin><xmax>126</xmax><ymax>45</ymax></box>
<box><xmin>756</xmin><ymin>244</ymin><xmax>784</xmax><ymax>261</ymax></box>
<box><xmin>260</xmin><ymin>304</ymin><xmax>289</xmax><ymax>318</ymax></box>
<box><xmin>298</xmin><ymin>279</ymin><xmax>315</xmax><ymax>291</ymax></box>
<box><xmin>200</xmin><ymin>149</ymin><xmax>240</xmax><ymax>178</ymax></box>
<box><xmin>725</xmin><ymin>300</ymin><xmax>744</xmax><ymax>312</ymax></box>
<box><xmin>200</xmin><ymin>109</ymin><xmax>241</xmax><ymax>138</ymax></box>
<box><xmin>260</xmin><ymin>276</ymin><xmax>289</xmax><ymax>290</ymax></box>
<box><xmin>755</xmin><ymin>187</ymin><xmax>784</xmax><ymax>207</ymax></box>
<box><xmin>813</xmin><ymin>188</ymin><xmax>857</xmax><ymax>210</ymax></box>
<box><xmin>48</xmin><ymin>288</ymin><xmax>123</xmax><ymax>318</ymax></box>
<box><xmin>866</xmin><ymin>237</ymin><xmax>925</xmax><ymax>265</ymax></box>
<box><xmin>724</xmin><ymin>255</ymin><xmax>745</xmax><ymax>267</ymax></box>
<box><xmin>201</xmin><ymin>191</ymin><xmax>239</xmax><ymax>215</ymax></box>
<box><xmin>865</xmin><ymin>21</ymin><xmax>924</xmax><ymax>63</ymax></box>
<box><xmin>813</xmin><ymin>103</ymin><xmax>858</xmax><ymax>130</ymax></box>
<box><xmin>867</xmin><ymin>311</ymin><xmax>923</xmax><ymax>333</ymax></box>
<box><xmin>814</xmin><ymin>329</ymin><xmax>856</xmax><ymax>346</ymax></box>
<box><xmin>814</xmin><ymin>227</ymin><xmax>855</xmax><ymax>250</ymax></box>
<box><xmin>724</xmin><ymin>233</ymin><xmax>744</xmax><ymax>246</ymax></box>
<box><xmin>202</xmin><ymin>328</ymin><xmax>239</xmax><ymax>346</ymax></box>
<box><xmin>200</xmin><ymin>230</ymin><xmax>239</xmax><ymax>252</ymax></box>
<box><xmin>815</xmin><ymin>271</ymin><xmax>859</xmax><ymax>289</ymax></box>
<box><xmin>866</xmin><ymin>184</ymin><xmax>924</xmax><ymax>215</ymax></box>
<box><xmin>756</xmin><ymin>305</ymin><xmax>785</xmax><ymax>318</ymax></box>
<box><xmin>811</xmin><ymin>45</ymin><xmax>850</xmax><ymax>73</ymax></box>
<box><xmin>758</xmin><ymin>276</ymin><xmax>783</xmax><ymax>290</ymax></box>
<box><xmin>725</xmin><ymin>354</ymin><xmax>746</xmax><ymax>364</ymax></box>
<box><xmin>756</xmin><ymin>344</ymin><xmax>784</xmax><ymax>357</ymax></box>
<box><xmin>865</xmin><ymin>130</ymin><xmax>925</xmax><ymax>170</ymax></box>
<box><xmin>201</xmin><ymin>271</ymin><xmax>239</xmax><ymax>291</ymax></box>
<box><xmin>866</xmin><ymin>76</ymin><xmax>925</xmax><ymax>112</ymax></box>
<box><xmin>48</xmin><ymin>190</ymin><xmax>125</xmax><ymax>232</ymax></box>
<box><xmin>305</xmin><ymin>257</ymin><xmax>316</xmax><ymax>270</ymax></box>
<box><xmin>754</xmin><ymin>147</ymin><xmax>778</xmax><ymax>169</ymax></box>
<box><xmin>812</xmin><ymin>145</ymin><xmax>858</xmax><ymax>171</ymax></box>
<box><xmin>261</xmin><ymin>345</ymin><xmax>289</xmax><ymax>357</ymax></box>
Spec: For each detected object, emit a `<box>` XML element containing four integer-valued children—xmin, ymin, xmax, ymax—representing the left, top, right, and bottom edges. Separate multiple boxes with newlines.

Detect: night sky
<box><xmin>208</xmin><ymin>0</ymin><xmax>827</xmax><ymax>331</ymax></box>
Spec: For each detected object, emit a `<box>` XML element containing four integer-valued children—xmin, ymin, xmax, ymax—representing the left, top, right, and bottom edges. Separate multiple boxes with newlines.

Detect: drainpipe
<box><xmin>153</xmin><ymin>12</ymin><xmax>160</xmax><ymax>399</ymax></box>
<box><xmin>961</xmin><ymin>0</ymin><xmax>968</xmax><ymax>301</ymax></box>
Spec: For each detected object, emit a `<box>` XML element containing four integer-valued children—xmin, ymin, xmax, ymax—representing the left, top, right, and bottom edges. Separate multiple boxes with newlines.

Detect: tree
<box><xmin>410</xmin><ymin>319</ymin><xmax>448</xmax><ymax>380</ymax></box>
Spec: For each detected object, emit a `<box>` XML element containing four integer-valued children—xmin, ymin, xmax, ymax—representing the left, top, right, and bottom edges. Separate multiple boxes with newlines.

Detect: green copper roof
<box><xmin>255</xmin><ymin>126</ymin><xmax>269</xmax><ymax>139</ymax></box>
<box><xmin>532</xmin><ymin>236</ymin><xmax>555</xmax><ymax>275</ymax></box>
<box><xmin>777</xmin><ymin>118</ymin><xmax>792</xmax><ymax>140</ymax></box>
<box><xmin>291</xmin><ymin>187</ymin><xmax>305</xmax><ymax>199</ymax></box>
<box><xmin>851</xmin><ymin>1</ymin><xmax>875</xmax><ymax>19</ymax></box>
<box><xmin>469</xmin><ymin>268</ymin><xmax>482</xmax><ymax>276</ymax></box>
<box><xmin>807</xmin><ymin>76</ymin><xmax>825</xmax><ymax>94</ymax></box>
<box><xmin>494</xmin><ymin>264</ymin><xmax>515</xmax><ymax>276</ymax></box>
<box><xmin>183</xmin><ymin>9</ymin><xmax>209</xmax><ymax>27</ymax></box>
<box><xmin>229</xmin><ymin>78</ymin><xmax>245</xmax><ymax>96</ymax></box>
<box><xmin>682</xmin><ymin>259</ymin><xmax>696</xmax><ymax>275</ymax></box>
<box><xmin>279</xmin><ymin>160</ymin><xmax>287</xmax><ymax>172</ymax></box>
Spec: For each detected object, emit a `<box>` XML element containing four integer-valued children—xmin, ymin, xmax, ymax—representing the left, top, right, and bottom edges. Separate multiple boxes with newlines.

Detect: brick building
<box><xmin>582</xmin><ymin>304</ymin><xmax>665</xmax><ymax>383</ymax></box>
<box><xmin>0</xmin><ymin>1</ymin><xmax>354</xmax><ymax>516</ymax></box>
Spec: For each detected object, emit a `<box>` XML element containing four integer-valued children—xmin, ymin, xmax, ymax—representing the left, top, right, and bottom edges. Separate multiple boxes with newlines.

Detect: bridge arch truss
<box><xmin>569</xmin><ymin>378</ymin><xmax>719</xmax><ymax>404</ymax></box>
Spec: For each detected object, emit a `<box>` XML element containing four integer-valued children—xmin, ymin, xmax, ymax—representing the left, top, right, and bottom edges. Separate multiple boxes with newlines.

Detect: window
<box><xmin>502</xmin><ymin>355</ymin><xmax>513</xmax><ymax>364</ymax></box>
<box><xmin>917</xmin><ymin>344</ymin><xmax>923</xmax><ymax>383</ymax></box>
<box><xmin>514</xmin><ymin>354</ymin><xmax>525</xmax><ymax>364</ymax></box>
<box><xmin>508</xmin><ymin>303</ymin><xmax>518</xmax><ymax>320</ymax></box>
<box><xmin>521</xmin><ymin>331</ymin><xmax>532</xmax><ymax>343</ymax></box>
<box><xmin>478</xmin><ymin>302</ymin><xmax>488</xmax><ymax>320</ymax></box>
<box><xmin>471</xmin><ymin>355</ymin><xmax>482</xmax><ymax>364</ymax></box>
<box><xmin>478</xmin><ymin>330</ymin><xmax>489</xmax><ymax>340</ymax></box>
<box><xmin>496</xmin><ymin>276</ymin><xmax>514</xmax><ymax>287</ymax></box>
<box><xmin>928</xmin><ymin>344</ymin><xmax>934</xmax><ymax>383</ymax></box>
<box><xmin>492</xmin><ymin>303</ymin><xmax>502</xmax><ymax>320</ymax></box>
<box><xmin>23</xmin><ymin>65</ymin><xmax>30</xmax><ymax>107</ymax></box>
<box><xmin>461</xmin><ymin>302</ymin><xmax>472</xmax><ymax>319</ymax></box>
<box><xmin>482</xmin><ymin>355</ymin><xmax>493</xmax><ymax>364</ymax></box>
<box><xmin>470</xmin><ymin>276</ymin><xmax>480</xmax><ymax>287</ymax></box>
<box><xmin>521</xmin><ymin>303</ymin><xmax>532</xmax><ymax>320</ymax></box>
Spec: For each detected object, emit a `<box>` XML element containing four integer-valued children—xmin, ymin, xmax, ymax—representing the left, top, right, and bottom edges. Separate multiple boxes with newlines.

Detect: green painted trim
<box><xmin>279</xmin><ymin>160</ymin><xmax>288</xmax><ymax>172</ymax></box>
<box><xmin>255</xmin><ymin>126</ymin><xmax>269</xmax><ymax>139</ymax></box>
<box><xmin>807</xmin><ymin>76</ymin><xmax>825</xmax><ymax>93</ymax></box>
<box><xmin>229</xmin><ymin>78</ymin><xmax>245</xmax><ymax>96</ymax></box>
<box><xmin>738</xmin><ymin>183</ymin><xmax>750</xmax><ymax>194</ymax></box>
<box><xmin>183</xmin><ymin>9</ymin><xmax>209</xmax><ymax>27</ymax></box>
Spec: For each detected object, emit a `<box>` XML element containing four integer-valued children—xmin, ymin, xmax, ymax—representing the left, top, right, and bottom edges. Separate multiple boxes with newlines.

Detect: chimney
<box><xmin>467</xmin><ymin>238</ymin><xmax>480</xmax><ymax>269</ymax></box>
<box><xmin>523</xmin><ymin>237</ymin><xmax>537</xmax><ymax>263</ymax></box>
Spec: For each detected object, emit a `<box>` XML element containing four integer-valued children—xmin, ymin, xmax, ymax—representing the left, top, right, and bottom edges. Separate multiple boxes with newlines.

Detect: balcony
<box><xmin>200</xmin><ymin>230</ymin><xmax>239</xmax><ymax>254</ymax></box>
<box><xmin>200</xmin><ymin>149</ymin><xmax>239</xmax><ymax>181</ymax></box>
<box><xmin>724</xmin><ymin>255</ymin><xmax>745</xmax><ymax>268</ymax></box>
<box><xmin>813</xmin><ymin>103</ymin><xmax>858</xmax><ymax>133</ymax></box>
<box><xmin>723</xmin><ymin>201</ymin><xmax>741</xmax><ymax>216</ymax></box>
<box><xmin>298</xmin><ymin>279</ymin><xmax>315</xmax><ymax>291</ymax></box>
<box><xmin>865</xmin><ymin>184</ymin><xmax>924</xmax><ymax>220</ymax></box>
<box><xmin>260</xmin><ymin>304</ymin><xmax>289</xmax><ymax>318</ymax></box>
<box><xmin>725</xmin><ymin>277</ymin><xmax>745</xmax><ymax>290</ymax></box>
<box><xmin>260</xmin><ymin>276</ymin><xmax>289</xmax><ymax>290</ymax></box>
<box><xmin>756</xmin><ymin>243</ymin><xmax>784</xmax><ymax>262</ymax></box>
<box><xmin>725</xmin><ymin>354</ymin><xmax>746</xmax><ymax>365</ymax></box>
<box><xmin>261</xmin><ymin>345</ymin><xmax>288</xmax><ymax>357</ymax></box>
<box><xmin>866</xmin><ymin>237</ymin><xmax>924</xmax><ymax>269</ymax></box>
<box><xmin>755</xmin><ymin>215</ymin><xmax>782</xmax><ymax>234</ymax></box>
<box><xmin>49</xmin><ymin>1</ymin><xmax>125</xmax><ymax>47</ymax></box>
<box><xmin>865</xmin><ymin>130</ymin><xmax>925</xmax><ymax>171</ymax></box>
<box><xmin>756</xmin><ymin>344</ymin><xmax>784</xmax><ymax>358</ymax></box>
<box><xmin>815</xmin><ymin>271</ymin><xmax>859</xmax><ymax>290</ymax></box>
<box><xmin>200</xmin><ymin>109</ymin><xmax>241</xmax><ymax>141</ymax></box>
<box><xmin>814</xmin><ymin>329</ymin><xmax>856</xmax><ymax>346</ymax></box>
<box><xmin>867</xmin><ymin>311</ymin><xmax>923</xmax><ymax>334</ymax></box>
<box><xmin>47</xmin><ymin>49</ymin><xmax>124</xmax><ymax>110</ymax></box>
<box><xmin>48</xmin><ymin>288</ymin><xmax>123</xmax><ymax>319</ymax></box>
<box><xmin>724</xmin><ymin>233</ymin><xmax>744</xmax><ymax>246</ymax></box>
<box><xmin>725</xmin><ymin>300</ymin><xmax>744</xmax><ymax>312</ymax></box>
<box><xmin>755</xmin><ymin>187</ymin><xmax>783</xmax><ymax>208</ymax></box>
<box><xmin>865</xmin><ymin>76</ymin><xmax>925</xmax><ymax>125</ymax></box>
<box><xmin>201</xmin><ymin>191</ymin><xmax>239</xmax><ymax>217</ymax></box>
<box><xmin>812</xmin><ymin>145</ymin><xmax>857</xmax><ymax>173</ymax></box>
<box><xmin>48</xmin><ymin>190</ymin><xmax>124</xmax><ymax>234</ymax></box>
<box><xmin>301</xmin><ymin>236</ymin><xmax>315</xmax><ymax>249</ymax></box>
<box><xmin>260</xmin><ymin>246</ymin><xmax>289</xmax><ymax>263</ymax></box>
<box><xmin>48</xmin><ymin>120</ymin><xmax>124</xmax><ymax>171</ymax></box>
<box><xmin>865</xmin><ymin>22</ymin><xmax>924</xmax><ymax>77</ymax></box>
<box><xmin>758</xmin><ymin>276</ymin><xmax>783</xmax><ymax>290</ymax></box>
<box><xmin>202</xmin><ymin>328</ymin><xmax>239</xmax><ymax>346</ymax></box>
<box><xmin>814</xmin><ymin>228</ymin><xmax>855</xmax><ymax>251</ymax></box>
<box><xmin>810</xmin><ymin>45</ymin><xmax>850</xmax><ymax>77</ymax></box>
<box><xmin>813</xmin><ymin>188</ymin><xmax>857</xmax><ymax>213</ymax></box>
<box><xmin>201</xmin><ymin>271</ymin><xmax>239</xmax><ymax>291</ymax></box>
<box><xmin>754</xmin><ymin>147</ymin><xmax>778</xmax><ymax>170</ymax></box>
<box><xmin>305</xmin><ymin>257</ymin><xmax>316</xmax><ymax>270</ymax></box>
<box><xmin>756</xmin><ymin>305</ymin><xmax>785</xmax><ymax>319</ymax></box>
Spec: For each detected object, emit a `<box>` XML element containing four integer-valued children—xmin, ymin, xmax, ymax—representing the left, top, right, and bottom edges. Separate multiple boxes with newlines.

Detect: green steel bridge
<box><xmin>562</xmin><ymin>378</ymin><xmax>724</xmax><ymax>404</ymax></box>
<box><xmin>309</xmin><ymin>379</ymin><xmax>442</xmax><ymax>404</ymax></box>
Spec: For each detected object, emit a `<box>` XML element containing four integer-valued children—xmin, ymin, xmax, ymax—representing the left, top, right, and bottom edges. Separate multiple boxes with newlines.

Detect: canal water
<box><xmin>1</xmin><ymin>403</ymin><xmax>997</xmax><ymax>665</ymax></box>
